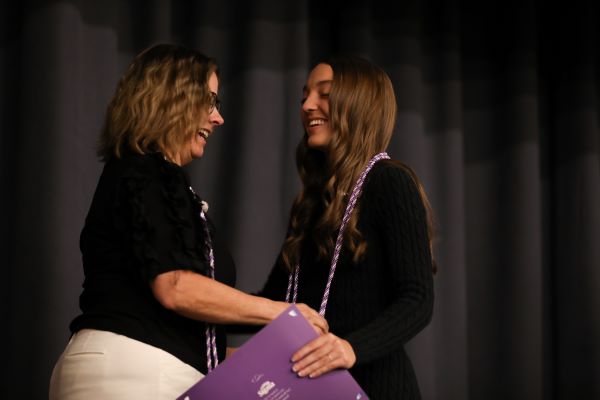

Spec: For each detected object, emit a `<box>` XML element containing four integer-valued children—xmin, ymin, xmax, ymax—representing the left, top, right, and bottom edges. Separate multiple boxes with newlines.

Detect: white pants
<box><xmin>49</xmin><ymin>329</ymin><xmax>204</xmax><ymax>400</ymax></box>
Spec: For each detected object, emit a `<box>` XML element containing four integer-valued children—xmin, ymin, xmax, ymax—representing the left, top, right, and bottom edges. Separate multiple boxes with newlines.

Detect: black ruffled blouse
<box><xmin>70</xmin><ymin>152</ymin><xmax>235</xmax><ymax>373</ymax></box>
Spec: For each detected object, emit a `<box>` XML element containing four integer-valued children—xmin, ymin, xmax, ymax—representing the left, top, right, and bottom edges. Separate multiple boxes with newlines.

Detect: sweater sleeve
<box><xmin>257</xmin><ymin>255</ymin><xmax>291</xmax><ymax>301</ymax></box>
<box><xmin>344</xmin><ymin>162</ymin><xmax>434</xmax><ymax>366</ymax></box>
<box><xmin>225</xmin><ymin>257</ymin><xmax>289</xmax><ymax>335</ymax></box>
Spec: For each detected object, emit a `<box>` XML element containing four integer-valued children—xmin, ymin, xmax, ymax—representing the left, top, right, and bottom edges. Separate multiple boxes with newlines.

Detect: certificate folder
<box><xmin>177</xmin><ymin>304</ymin><xmax>368</xmax><ymax>399</ymax></box>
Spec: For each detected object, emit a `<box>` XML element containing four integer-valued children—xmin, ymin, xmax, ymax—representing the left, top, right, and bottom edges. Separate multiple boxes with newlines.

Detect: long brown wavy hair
<box><xmin>98</xmin><ymin>43</ymin><xmax>217</xmax><ymax>161</ymax></box>
<box><xmin>281</xmin><ymin>55</ymin><xmax>437</xmax><ymax>273</ymax></box>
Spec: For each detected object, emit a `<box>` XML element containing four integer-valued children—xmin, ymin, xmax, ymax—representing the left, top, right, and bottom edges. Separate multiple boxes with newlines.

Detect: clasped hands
<box><xmin>293</xmin><ymin>304</ymin><xmax>356</xmax><ymax>379</ymax></box>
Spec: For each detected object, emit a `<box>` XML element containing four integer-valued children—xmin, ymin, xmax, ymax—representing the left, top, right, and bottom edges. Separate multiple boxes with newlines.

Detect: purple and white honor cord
<box><xmin>286</xmin><ymin>152</ymin><xmax>390</xmax><ymax>317</ymax></box>
<box><xmin>199</xmin><ymin>209</ymin><xmax>219</xmax><ymax>373</ymax></box>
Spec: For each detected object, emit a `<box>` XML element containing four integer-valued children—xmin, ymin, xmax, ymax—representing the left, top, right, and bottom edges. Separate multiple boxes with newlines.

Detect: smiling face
<box><xmin>178</xmin><ymin>71</ymin><xmax>224</xmax><ymax>165</ymax></box>
<box><xmin>301</xmin><ymin>63</ymin><xmax>334</xmax><ymax>150</ymax></box>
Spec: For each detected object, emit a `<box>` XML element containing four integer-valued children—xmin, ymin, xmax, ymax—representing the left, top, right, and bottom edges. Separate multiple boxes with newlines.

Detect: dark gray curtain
<box><xmin>2</xmin><ymin>1</ymin><xmax>599</xmax><ymax>399</ymax></box>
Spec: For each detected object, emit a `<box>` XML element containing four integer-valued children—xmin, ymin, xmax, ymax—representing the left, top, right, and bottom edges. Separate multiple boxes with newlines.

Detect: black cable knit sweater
<box><xmin>260</xmin><ymin>160</ymin><xmax>434</xmax><ymax>399</ymax></box>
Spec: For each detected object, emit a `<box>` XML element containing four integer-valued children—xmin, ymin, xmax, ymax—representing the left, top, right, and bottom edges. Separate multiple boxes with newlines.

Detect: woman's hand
<box><xmin>290</xmin><ymin>332</ymin><xmax>356</xmax><ymax>378</ymax></box>
<box><xmin>272</xmin><ymin>301</ymin><xmax>328</xmax><ymax>335</ymax></box>
<box><xmin>294</xmin><ymin>303</ymin><xmax>329</xmax><ymax>335</ymax></box>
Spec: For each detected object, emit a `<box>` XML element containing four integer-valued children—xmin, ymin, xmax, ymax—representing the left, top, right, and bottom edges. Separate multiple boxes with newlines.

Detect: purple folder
<box><xmin>177</xmin><ymin>304</ymin><xmax>368</xmax><ymax>399</ymax></box>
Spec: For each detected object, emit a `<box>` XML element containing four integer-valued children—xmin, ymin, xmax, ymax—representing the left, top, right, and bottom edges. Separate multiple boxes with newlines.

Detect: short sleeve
<box><xmin>118</xmin><ymin>157</ymin><xmax>209</xmax><ymax>282</ymax></box>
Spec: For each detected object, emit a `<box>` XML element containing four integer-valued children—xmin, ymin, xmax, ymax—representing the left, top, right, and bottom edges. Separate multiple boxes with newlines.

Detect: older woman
<box><xmin>49</xmin><ymin>44</ymin><xmax>326</xmax><ymax>400</ymax></box>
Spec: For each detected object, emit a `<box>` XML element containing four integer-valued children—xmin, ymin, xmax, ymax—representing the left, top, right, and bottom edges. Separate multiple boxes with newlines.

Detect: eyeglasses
<box><xmin>209</xmin><ymin>92</ymin><xmax>221</xmax><ymax>114</ymax></box>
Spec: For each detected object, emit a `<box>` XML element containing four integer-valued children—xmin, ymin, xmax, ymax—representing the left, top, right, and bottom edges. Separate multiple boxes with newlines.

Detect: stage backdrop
<box><xmin>1</xmin><ymin>1</ymin><xmax>598</xmax><ymax>399</ymax></box>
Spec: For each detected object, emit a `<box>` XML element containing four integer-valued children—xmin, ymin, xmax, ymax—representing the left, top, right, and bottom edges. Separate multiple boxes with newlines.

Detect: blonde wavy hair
<box><xmin>98</xmin><ymin>43</ymin><xmax>217</xmax><ymax>161</ymax></box>
<box><xmin>281</xmin><ymin>55</ymin><xmax>437</xmax><ymax>273</ymax></box>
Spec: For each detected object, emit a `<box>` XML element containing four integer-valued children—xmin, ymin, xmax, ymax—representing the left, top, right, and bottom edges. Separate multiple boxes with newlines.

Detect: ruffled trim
<box><xmin>114</xmin><ymin>153</ymin><xmax>210</xmax><ymax>282</ymax></box>
<box><xmin>157</xmin><ymin>155</ymin><xmax>210</xmax><ymax>271</ymax></box>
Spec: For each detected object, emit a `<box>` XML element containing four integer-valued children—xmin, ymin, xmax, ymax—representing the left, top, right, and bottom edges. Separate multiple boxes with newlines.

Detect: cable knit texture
<box><xmin>260</xmin><ymin>160</ymin><xmax>434</xmax><ymax>399</ymax></box>
<box><xmin>70</xmin><ymin>152</ymin><xmax>236</xmax><ymax>374</ymax></box>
